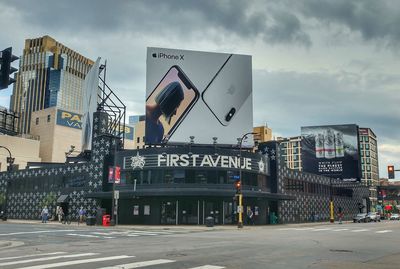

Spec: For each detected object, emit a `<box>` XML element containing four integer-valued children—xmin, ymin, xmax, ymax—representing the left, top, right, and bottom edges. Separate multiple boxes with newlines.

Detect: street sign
<box><xmin>237</xmin><ymin>205</ymin><xmax>243</xmax><ymax>213</ymax></box>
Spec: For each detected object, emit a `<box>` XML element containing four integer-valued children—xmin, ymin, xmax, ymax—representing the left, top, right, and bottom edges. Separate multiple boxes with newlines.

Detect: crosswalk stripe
<box><xmin>128</xmin><ymin>232</ymin><xmax>159</xmax><ymax>236</ymax></box>
<box><xmin>14</xmin><ymin>255</ymin><xmax>133</xmax><ymax>269</ymax></box>
<box><xmin>352</xmin><ymin>229</ymin><xmax>369</xmax><ymax>232</ymax></box>
<box><xmin>313</xmin><ymin>228</ymin><xmax>331</xmax><ymax>231</ymax></box>
<box><xmin>376</xmin><ymin>230</ymin><xmax>392</xmax><ymax>233</ymax></box>
<box><xmin>97</xmin><ymin>259</ymin><xmax>175</xmax><ymax>269</ymax></box>
<box><xmin>0</xmin><ymin>230</ymin><xmax>76</xmax><ymax>236</ymax></box>
<box><xmin>332</xmin><ymin>229</ymin><xmax>349</xmax><ymax>232</ymax></box>
<box><xmin>0</xmin><ymin>252</ymin><xmax>67</xmax><ymax>261</ymax></box>
<box><xmin>189</xmin><ymin>265</ymin><xmax>225</xmax><ymax>269</ymax></box>
<box><xmin>67</xmin><ymin>233</ymin><xmax>101</xmax><ymax>238</ymax></box>
<box><xmin>2</xmin><ymin>253</ymin><xmax>97</xmax><ymax>266</ymax></box>
<box><xmin>128</xmin><ymin>230</ymin><xmax>173</xmax><ymax>235</ymax></box>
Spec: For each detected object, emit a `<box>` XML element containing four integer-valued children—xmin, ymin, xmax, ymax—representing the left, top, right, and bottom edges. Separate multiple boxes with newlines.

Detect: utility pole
<box><xmin>237</xmin><ymin>132</ymin><xmax>256</xmax><ymax>228</ymax></box>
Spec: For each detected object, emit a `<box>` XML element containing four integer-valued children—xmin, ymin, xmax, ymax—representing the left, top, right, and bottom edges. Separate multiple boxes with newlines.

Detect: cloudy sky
<box><xmin>0</xmin><ymin>0</ymin><xmax>399</xmax><ymax>178</ymax></box>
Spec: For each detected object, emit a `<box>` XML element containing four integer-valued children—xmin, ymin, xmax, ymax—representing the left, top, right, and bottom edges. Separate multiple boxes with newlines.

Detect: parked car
<box><xmin>390</xmin><ymin>213</ymin><xmax>400</xmax><ymax>220</ymax></box>
<box><xmin>353</xmin><ymin>213</ymin><xmax>370</xmax><ymax>223</ymax></box>
<box><xmin>367</xmin><ymin>212</ymin><xmax>381</xmax><ymax>222</ymax></box>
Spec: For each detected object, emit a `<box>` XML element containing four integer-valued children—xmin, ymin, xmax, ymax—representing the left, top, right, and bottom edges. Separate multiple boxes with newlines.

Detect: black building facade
<box><xmin>0</xmin><ymin>112</ymin><xmax>369</xmax><ymax>225</ymax></box>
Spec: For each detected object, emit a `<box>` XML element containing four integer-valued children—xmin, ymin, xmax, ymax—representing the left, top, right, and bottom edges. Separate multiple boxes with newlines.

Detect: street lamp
<box><xmin>0</xmin><ymin>146</ymin><xmax>13</xmax><ymax>172</ymax></box>
<box><xmin>237</xmin><ymin>132</ymin><xmax>256</xmax><ymax>228</ymax></box>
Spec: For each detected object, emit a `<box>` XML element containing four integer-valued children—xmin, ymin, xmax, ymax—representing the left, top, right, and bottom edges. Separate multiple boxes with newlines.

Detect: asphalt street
<box><xmin>0</xmin><ymin>220</ymin><xmax>399</xmax><ymax>269</ymax></box>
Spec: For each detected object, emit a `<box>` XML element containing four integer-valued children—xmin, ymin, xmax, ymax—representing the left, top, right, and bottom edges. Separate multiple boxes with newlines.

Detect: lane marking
<box><xmin>352</xmin><ymin>229</ymin><xmax>369</xmax><ymax>232</ymax></box>
<box><xmin>0</xmin><ymin>230</ymin><xmax>76</xmax><ymax>236</ymax></box>
<box><xmin>189</xmin><ymin>265</ymin><xmax>225</xmax><ymax>269</ymax></box>
<box><xmin>313</xmin><ymin>228</ymin><xmax>332</xmax><ymax>231</ymax></box>
<box><xmin>2</xmin><ymin>253</ymin><xmax>97</xmax><ymax>266</ymax></box>
<box><xmin>0</xmin><ymin>252</ymin><xmax>67</xmax><ymax>261</ymax></box>
<box><xmin>332</xmin><ymin>229</ymin><xmax>349</xmax><ymax>232</ymax></box>
<box><xmin>14</xmin><ymin>255</ymin><xmax>133</xmax><ymax>269</ymax></box>
<box><xmin>376</xmin><ymin>230</ymin><xmax>392</xmax><ymax>233</ymax></box>
<box><xmin>97</xmin><ymin>259</ymin><xmax>175</xmax><ymax>269</ymax></box>
<box><xmin>67</xmin><ymin>233</ymin><xmax>101</xmax><ymax>238</ymax></box>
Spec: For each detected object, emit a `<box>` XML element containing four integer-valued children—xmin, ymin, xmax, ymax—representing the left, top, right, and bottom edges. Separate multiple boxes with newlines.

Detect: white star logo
<box><xmin>258</xmin><ymin>159</ymin><xmax>265</xmax><ymax>173</ymax></box>
<box><xmin>131</xmin><ymin>152</ymin><xmax>145</xmax><ymax>170</ymax></box>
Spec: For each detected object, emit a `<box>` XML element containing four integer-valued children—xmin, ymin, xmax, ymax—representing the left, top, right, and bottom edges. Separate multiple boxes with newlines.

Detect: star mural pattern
<box><xmin>0</xmin><ymin>112</ymin><xmax>117</xmax><ymax>220</ymax></box>
<box><xmin>265</xmin><ymin>143</ymin><xmax>369</xmax><ymax>224</ymax></box>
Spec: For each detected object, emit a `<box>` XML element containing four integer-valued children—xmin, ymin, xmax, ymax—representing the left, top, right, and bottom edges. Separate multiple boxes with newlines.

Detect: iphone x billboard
<box><xmin>301</xmin><ymin>124</ymin><xmax>361</xmax><ymax>182</ymax></box>
<box><xmin>146</xmin><ymin>47</ymin><xmax>253</xmax><ymax>145</ymax></box>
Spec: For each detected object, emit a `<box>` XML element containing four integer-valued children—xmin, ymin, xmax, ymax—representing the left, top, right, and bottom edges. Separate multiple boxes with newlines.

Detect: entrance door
<box><xmin>160</xmin><ymin>201</ymin><xmax>176</xmax><ymax>225</ymax></box>
<box><xmin>179</xmin><ymin>199</ymin><xmax>198</xmax><ymax>225</ymax></box>
<box><xmin>223</xmin><ymin>201</ymin><xmax>236</xmax><ymax>224</ymax></box>
<box><xmin>204</xmin><ymin>200</ymin><xmax>221</xmax><ymax>224</ymax></box>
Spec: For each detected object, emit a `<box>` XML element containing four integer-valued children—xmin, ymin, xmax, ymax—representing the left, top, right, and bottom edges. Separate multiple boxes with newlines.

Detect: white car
<box><xmin>390</xmin><ymin>213</ymin><xmax>400</xmax><ymax>220</ymax></box>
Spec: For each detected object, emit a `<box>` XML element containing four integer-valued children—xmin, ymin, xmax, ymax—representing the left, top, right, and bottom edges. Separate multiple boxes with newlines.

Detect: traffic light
<box><xmin>235</xmin><ymin>180</ymin><xmax>241</xmax><ymax>194</ymax></box>
<box><xmin>0</xmin><ymin>47</ymin><xmax>19</xmax><ymax>90</ymax></box>
<box><xmin>388</xmin><ymin>165</ymin><xmax>395</xmax><ymax>179</ymax></box>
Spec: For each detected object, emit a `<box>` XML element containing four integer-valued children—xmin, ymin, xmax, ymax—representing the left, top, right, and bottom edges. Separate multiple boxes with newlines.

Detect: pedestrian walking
<box><xmin>338</xmin><ymin>207</ymin><xmax>344</xmax><ymax>224</ymax></box>
<box><xmin>247</xmin><ymin>207</ymin><xmax>254</xmax><ymax>225</ymax></box>
<box><xmin>57</xmin><ymin>206</ymin><xmax>64</xmax><ymax>223</ymax></box>
<box><xmin>41</xmin><ymin>206</ymin><xmax>49</xmax><ymax>223</ymax></box>
<box><xmin>78</xmin><ymin>207</ymin><xmax>86</xmax><ymax>225</ymax></box>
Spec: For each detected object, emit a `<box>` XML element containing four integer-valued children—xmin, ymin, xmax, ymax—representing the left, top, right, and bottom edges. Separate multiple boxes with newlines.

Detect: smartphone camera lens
<box><xmin>225</xmin><ymin>107</ymin><xmax>236</xmax><ymax>122</ymax></box>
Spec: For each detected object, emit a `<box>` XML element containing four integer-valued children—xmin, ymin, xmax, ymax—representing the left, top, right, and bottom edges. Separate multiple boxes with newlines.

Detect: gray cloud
<box><xmin>253</xmin><ymin>69</ymin><xmax>400</xmax><ymax>141</ymax></box>
<box><xmin>296</xmin><ymin>0</ymin><xmax>400</xmax><ymax>47</ymax></box>
<box><xmin>3</xmin><ymin>0</ymin><xmax>312</xmax><ymax>47</ymax></box>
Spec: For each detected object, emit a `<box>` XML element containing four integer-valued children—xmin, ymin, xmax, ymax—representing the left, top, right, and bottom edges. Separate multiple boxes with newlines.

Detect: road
<box><xmin>0</xmin><ymin>220</ymin><xmax>399</xmax><ymax>269</ymax></box>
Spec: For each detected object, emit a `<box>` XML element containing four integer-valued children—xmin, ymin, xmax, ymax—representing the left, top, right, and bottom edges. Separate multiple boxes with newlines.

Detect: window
<box><xmin>137</xmin><ymin>137</ymin><xmax>140</xmax><ymax>143</ymax></box>
<box><xmin>47</xmin><ymin>115</ymin><xmax>51</xmax><ymax>122</ymax></box>
<box><xmin>35</xmin><ymin>117</ymin><xmax>39</xmax><ymax>125</ymax></box>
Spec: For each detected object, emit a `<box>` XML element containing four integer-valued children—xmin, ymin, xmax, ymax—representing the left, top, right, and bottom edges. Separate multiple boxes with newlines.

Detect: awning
<box><xmin>57</xmin><ymin>195</ymin><xmax>69</xmax><ymax>203</ymax></box>
<box><xmin>85</xmin><ymin>188</ymin><xmax>295</xmax><ymax>201</ymax></box>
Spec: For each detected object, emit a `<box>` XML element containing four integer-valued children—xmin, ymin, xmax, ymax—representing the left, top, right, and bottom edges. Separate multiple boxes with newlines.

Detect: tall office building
<box><xmin>10</xmin><ymin>35</ymin><xmax>94</xmax><ymax>134</ymax></box>
<box><xmin>359</xmin><ymin>127</ymin><xmax>379</xmax><ymax>207</ymax></box>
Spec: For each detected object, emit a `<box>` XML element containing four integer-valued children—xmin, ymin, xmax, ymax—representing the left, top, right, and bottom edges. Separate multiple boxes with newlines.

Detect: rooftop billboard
<box><xmin>146</xmin><ymin>47</ymin><xmax>253</xmax><ymax>146</ymax></box>
<box><xmin>301</xmin><ymin>124</ymin><xmax>361</xmax><ymax>182</ymax></box>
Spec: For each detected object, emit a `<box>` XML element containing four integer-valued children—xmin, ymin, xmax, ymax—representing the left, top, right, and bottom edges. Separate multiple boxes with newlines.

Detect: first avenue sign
<box><xmin>124</xmin><ymin>152</ymin><xmax>268</xmax><ymax>174</ymax></box>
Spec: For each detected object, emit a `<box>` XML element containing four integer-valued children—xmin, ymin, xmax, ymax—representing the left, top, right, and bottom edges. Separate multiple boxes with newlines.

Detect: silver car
<box><xmin>390</xmin><ymin>213</ymin><xmax>400</xmax><ymax>220</ymax></box>
<box><xmin>367</xmin><ymin>212</ymin><xmax>381</xmax><ymax>222</ymax></box>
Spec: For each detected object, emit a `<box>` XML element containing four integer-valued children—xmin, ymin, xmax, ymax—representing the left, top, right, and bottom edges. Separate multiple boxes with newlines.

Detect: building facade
<box><xmin>277</xmin><ymin>136</ymin><xmax>302</xmax><ymax>171</ymax></box>
<box><xmin>10</xmin><ymin>35</ymin><xmax>94</xmax><ymax>134</ymax></box>
<box><xmin>0</xmin><ymin>134</ymin><xmax>41</xmax><ymax>172</ymax></box>
<box><xmin>253</xmin><ymin>125</ymin><xmax>272</xmax><ymax>144</ymax></box>
<box><xmin>359</xmin><ymin>127</ymin><xmax>379</xmax><ymax>208</ymax></box>
<box><xmin>0</xmin><ymin>111</ymin><xmax>369</xmax><ymax>225</ymax></box>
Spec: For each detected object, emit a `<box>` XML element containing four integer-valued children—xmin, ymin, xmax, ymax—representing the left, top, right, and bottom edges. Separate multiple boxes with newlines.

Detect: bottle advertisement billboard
<box><xmin>146</xmin><ymin>47</ymin><xmax>253</xmax><ymax>146</ymax></box>
<box><xmin>301</xmin><ymin>124</ymin><xmax>361</xmax><ymax>182</ymax></box>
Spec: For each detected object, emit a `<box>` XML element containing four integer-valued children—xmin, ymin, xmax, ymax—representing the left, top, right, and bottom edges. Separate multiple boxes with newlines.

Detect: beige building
<box><xmin>30</xmin><ymin>107</ymin><xmax>135</xmax><ymax>162</ymax></box>
<box><xmin>133</xmin><ymin>120</ymin><xmax>146</xmax><ymax>149</ymax></box>
<box><xmin>253</xmin><ymin>125</ymin><xmax>272</xmax><ymax>144</ymax></box>
<box><xmin>30</xmin><ymin>107</ymin><xmax>81</xmax><ymax>163</ymax></box>
<box><xmin>277</xmin><ymin>136</ymin><xmax>302</xmax><ymax>171</ymax></box>
<box><xmin>0</xmin><ymin>134</ymin><xmax>41</xmax><ymax>171</ymax></box>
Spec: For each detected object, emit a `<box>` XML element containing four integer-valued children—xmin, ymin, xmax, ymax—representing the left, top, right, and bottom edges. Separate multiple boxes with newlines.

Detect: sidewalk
<box><xmin>1</xmin><ymin>218</ymin><xmax>348</xmax><ymax>231</ymax></box>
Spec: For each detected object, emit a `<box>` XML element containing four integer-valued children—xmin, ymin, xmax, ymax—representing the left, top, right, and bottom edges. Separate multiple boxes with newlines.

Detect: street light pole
<box><xmin>237</xmin><ymin>132</ymin><xmax>256</xmax><ymax>229</ymax></box>
<box><xmin>0</xmin><ymin>146</ymin><xmax>13</xmax><ymax>219</ymax></box>
<box><xmin>329</xmin><ymin>177</ymin><xmax>334</xmax><ymax>223</ymax></box>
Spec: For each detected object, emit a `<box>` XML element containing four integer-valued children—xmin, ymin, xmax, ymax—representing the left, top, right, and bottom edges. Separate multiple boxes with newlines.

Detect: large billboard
<box><xmin>146</xmin><ymin>47</ymin><xmax>253</xmax><ymax>145</ymax></box>
<box><xmin>301</xmin><ymin>124</ymin><xmax>361</xmax><ymax>182</ymax></box>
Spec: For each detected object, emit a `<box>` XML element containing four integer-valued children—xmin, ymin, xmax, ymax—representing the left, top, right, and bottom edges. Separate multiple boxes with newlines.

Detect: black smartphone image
<box><xmin>145</xmin><ymin>65</ymin><xmax>199</xmax><ymax>144</ymax></box>
<box><xmin>202</xmin><ymin>54</ymin><xmax>252</xmax><ymax>126</ymax></box>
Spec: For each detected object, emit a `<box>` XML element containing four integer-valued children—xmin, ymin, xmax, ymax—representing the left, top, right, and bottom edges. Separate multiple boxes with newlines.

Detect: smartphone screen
<box><xmin>146</xmin><ymin>66</ymin><xmax>199</xmax><ymax>144</ymax></box>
